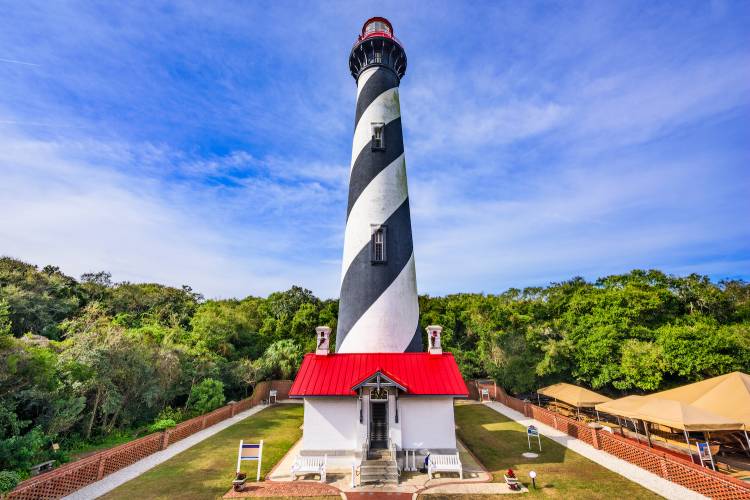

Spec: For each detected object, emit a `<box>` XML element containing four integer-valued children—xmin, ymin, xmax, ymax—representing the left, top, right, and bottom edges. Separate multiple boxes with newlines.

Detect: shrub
<box><xmin>148</xmin><ymin>419</ymin><xmax>176</xmax><ymax>433</ymax></box>
<box><xmin>187</xmin><ymin>378</ymin><xmax>225</xmax><ymax>415</ymax></box>
<box><xmin>156</xmin><ymin>406</ymin><xmax>184</xmax><ymax>424</ymax></box>
<box><xmin>0</xmin><ymin>470</ymin><xmax>20</xmax><ymax>495</ymax></box>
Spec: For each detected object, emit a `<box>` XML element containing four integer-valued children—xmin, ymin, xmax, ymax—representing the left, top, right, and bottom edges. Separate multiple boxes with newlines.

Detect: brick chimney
<box><xmin>426</xmin><ymin>325</ymin><xmax>443</xmax><ymax>354</ymax></box>
<box><xmin>315</xmin><ymin>326</ymin><xmax>331</xmax><ymax>355</ymax></box>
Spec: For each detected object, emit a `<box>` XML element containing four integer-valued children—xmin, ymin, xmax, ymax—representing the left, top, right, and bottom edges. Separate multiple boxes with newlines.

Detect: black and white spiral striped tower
<box><xmin>336</xmin><ymin>17</ymin><xmax>421</xmax><ymax>353</ymax></box>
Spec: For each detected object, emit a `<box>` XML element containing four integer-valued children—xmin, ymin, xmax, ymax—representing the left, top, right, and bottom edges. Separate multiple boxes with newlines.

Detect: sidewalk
<box><xmin>64</xmin><ymin>404</ymin><xmax>269</xmax><ymax>500</ymax></box>
<box><xmin>484</xmin><ymin>401</ymin><xmax>706</xmax><ymax>500</ymax></box>
<box><xmin>267</xmin><ymin>438</ymin><xmax>493</xmax><ymax>494</ymax></box>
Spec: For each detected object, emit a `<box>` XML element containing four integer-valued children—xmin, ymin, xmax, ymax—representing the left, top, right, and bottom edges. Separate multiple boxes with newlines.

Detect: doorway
<box><xmin>369</xmin><ymin>401</ymin><xmax>388</xmax><ymax>449</ymax></box>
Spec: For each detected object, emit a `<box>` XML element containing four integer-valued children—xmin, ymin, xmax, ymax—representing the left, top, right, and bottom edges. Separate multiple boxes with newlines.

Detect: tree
<box><xmin>0</xmin><ymin>406</ymin><xmax>47</xmax><ymax>476</ymax></box>
<box><xmin>233</xmin><ymin>359</ymin><xmax>259</xmax><ymax>397</ymax></box>
<box><xmin>615</xmin><ymin>340</ymin><xmax>665</xmax><ymax>391</ymax></box>
<box><xmin>255</xmin><ymin>340</ymin><xmax>302</xmax><ymax>381</ymax></box>
<box><xmin>0</xmin><ymin>300</ymin><xmax>11</xmax><ymax>338</ymax></box>
<box><xmin>657</xmin><ymin>318</ymin><xmax>744</xmax><ymax>380</ymax></box>
<box><xmin>0</xmin><ymin>258</ymin><xmax>81</xmax><ymax>339</ymax></box>
<box><xmin>189</xmin><ymin>300</ymin><xmax>263</xmax><ymax>359</ymax></box>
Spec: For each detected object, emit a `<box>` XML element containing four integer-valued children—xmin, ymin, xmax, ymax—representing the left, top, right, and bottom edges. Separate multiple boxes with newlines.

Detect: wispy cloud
<box><xmin>0</xmin><ymin>58</ymin><xmax>40</xmax><ymax>66</ymax></box>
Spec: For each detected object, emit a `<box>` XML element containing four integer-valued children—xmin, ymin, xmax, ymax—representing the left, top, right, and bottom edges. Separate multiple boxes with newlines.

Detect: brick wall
<box><xmin>8</xmin><ymin>380</ymin><xmax>293</xmax><ymax>500</ymax></box>
<box><xmin>463</xmin><ymin>379</ymin><xmax>480</xmax><ymax>400</ymax></box>
<box><xmin>473</xmin><ymin>380</ymin><xmax>498</xmax><ymax>401</ymax></box>
<box><xmin>488</xmin><ymin>383</ymin><xmax>750</xmax><ymax>500</ymax></box>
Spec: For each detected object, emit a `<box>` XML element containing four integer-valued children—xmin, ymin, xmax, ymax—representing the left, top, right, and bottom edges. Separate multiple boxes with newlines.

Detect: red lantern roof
<box><xmin>289</xmin><ymin>352</ymin><xmax>469</xmax><ymax>397</ymax></box>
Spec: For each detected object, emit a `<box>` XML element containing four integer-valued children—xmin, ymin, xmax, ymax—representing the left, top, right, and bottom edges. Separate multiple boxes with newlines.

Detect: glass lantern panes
<box><xmin>365</xmin><ymin>21</ymin><xmax>391</xmax><ymax>35</ymax></box>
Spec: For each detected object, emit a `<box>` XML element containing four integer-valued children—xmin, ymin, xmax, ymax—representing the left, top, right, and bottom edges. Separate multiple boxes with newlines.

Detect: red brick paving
<box><xmin>346</xmin><ymin>494</ymin><xmax>412</xmax><ymax>499</ymax></box>
<box><xmin>223</xmin><ymin>481</ymin><xmax>340</xmax><ymax>497</ymax></box>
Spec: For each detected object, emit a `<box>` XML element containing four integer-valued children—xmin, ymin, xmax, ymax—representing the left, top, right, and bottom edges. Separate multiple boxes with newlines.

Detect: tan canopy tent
<box><xmin>648</xmin><ymin>372</ymin><xmax>750</xmax><ymax>427</ymax></box>
<box><xmin>596</xmin><ymin>395</ymin><xmax>743</xmax><ymax>431</ymax></box>
<box><xmin>626</xmin><ymin>398</ymin><xmax>743</xmax><ymax>432</ymax></box>
<box><xmin>595</xmin><ymin>395</ymin><xmax>647</xmax><ymax>418</ymax></box>
<box><xmin>595</xmin><ymin>376</ymin><xmax>750</xmax><ymax>462</ymax></box>
<box><xmin>538</xmin><ymin>382</ymin><xmax>611</xmax><ymax>408</ymax></box>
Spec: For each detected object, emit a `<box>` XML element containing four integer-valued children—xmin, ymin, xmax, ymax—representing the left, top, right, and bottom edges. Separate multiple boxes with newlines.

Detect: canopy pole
<box><xmin>744</xmin><ymin>426</ymin><xmax>750</xmax><ymax>458</ymax></box>
<box><xmin>684</xmin><ymin>430</ymin><xmax>695</xmax><ymax>464</ymax></box>
<box><xmin>537</xmin><ymin>393</ymin><xmax>541</xmax><ymax>406</ymax></box>
<box><xmin>616</xmin><ymin>416</ymin><xmax>624</xmax><ymax>436</ymax></box>
<box><xmin>643</xmin><ymin>420</ymin><xmax>652</xmax><ymax>448</ymax></box>
<box><xmin>595</xmin><ymin>409</ymin><xmax>600</xmax><ymax>422</ymax></box>
<box><xmin>631</xmin><ymin>419</ymin><xmax>641</xmax><ymax>443</ymax></box>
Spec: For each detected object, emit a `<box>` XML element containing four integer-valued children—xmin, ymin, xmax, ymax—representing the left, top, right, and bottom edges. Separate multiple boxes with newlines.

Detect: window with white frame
<box><xmin>371</xmin><ymin>122</ymin><xmax>385</xmax><ymax>150</ymax></box>
<box><xmin>371</xmin><ymin>225</ymin><xmax>387</xmax><ymax>264</ymax></box>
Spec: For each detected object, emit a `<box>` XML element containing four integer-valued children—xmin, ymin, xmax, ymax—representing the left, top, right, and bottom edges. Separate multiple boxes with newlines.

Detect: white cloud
<box><xmin>0</xmin><ymin>126</ymin><xmax>342</xmax><ymax>298</ymax></box>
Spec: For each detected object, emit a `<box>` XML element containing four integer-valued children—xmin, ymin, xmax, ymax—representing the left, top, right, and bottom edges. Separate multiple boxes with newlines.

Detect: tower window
<box><xmin>373</xmin><ymin>51</ymin><xmax>382</xmax><ymax>63</ymax></box>
<box><xmin>371</xmin><ymin>225</ymin><xmax>387</xmax><ymax>264</ymax></box>
<box><xmin>371</xmin><ymin>123</ymin><xmax>385</xmax><ymax>151</ymax></box>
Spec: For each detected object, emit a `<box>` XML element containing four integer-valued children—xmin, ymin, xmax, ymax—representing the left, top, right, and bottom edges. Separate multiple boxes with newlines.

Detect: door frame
<box><xmin>369</xmin><ymin>398</ymin><xmax>389</xmax><ymax>448</ymax></box>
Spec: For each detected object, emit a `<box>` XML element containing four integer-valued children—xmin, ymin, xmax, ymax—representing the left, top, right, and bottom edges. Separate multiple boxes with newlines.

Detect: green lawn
<box><xmin>450</xmin><ymin>403</ymin><xmax>661</xmax><ymax>499</ymax></box>
<box><xmin>102</xmin><ymin>404</ymin><xmax>308</xmax><ymax>500</ymax></box>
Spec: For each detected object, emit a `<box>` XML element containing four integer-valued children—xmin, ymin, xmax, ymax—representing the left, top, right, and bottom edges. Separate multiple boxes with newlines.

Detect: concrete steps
<box><xmin>360</xmin><ymin>450</ymin><xmax>399</xmax><ymax>485</ymax></box>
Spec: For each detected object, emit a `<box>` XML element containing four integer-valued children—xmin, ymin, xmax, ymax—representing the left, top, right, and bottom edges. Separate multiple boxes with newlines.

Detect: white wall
<box><xmin>302</xmin><ymin>398</ymin><xmax>359</xmax><ymax>451</ymax></box>
<box><xmin>399</xmin><ymin>397</ymin><xmax>457</xmax><ymax>450</ymax></box>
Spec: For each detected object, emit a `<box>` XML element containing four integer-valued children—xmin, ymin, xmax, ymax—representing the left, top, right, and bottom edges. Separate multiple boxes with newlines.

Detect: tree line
<box><xmin>1</xmin><ymin>256</ymin><xmax>748</xmax><ymax>486</ymax></box>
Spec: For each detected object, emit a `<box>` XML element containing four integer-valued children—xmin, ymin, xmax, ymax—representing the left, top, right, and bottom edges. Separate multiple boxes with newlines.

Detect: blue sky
<box><xmin>1</xmin><ymin>1</ymin><xmax>748</xmax><ymax>299</ymax></box>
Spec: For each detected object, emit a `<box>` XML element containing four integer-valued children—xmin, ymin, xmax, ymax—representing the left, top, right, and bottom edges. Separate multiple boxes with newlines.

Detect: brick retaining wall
<box><xmin>489</xmin><ymin>384</ymin><xmax>750</xmax><ymax>500</ymax></box>
<box><xmin>8</xmin><ymin>380</ymin><xmax>293</xmax><ymax>500</ymax></box>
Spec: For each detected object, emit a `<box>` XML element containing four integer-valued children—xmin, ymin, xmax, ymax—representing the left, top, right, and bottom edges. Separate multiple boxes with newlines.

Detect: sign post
<box><xmin>697</xmin><ymin>442</ymin><xmax>715</xmax><ymax>471</ymax></box>
<box><xmin>237</xmin><ymin>439</ymin><xmax>264</xmax><ymax>481</ymax></box>
<box><xmin>527</xmin><ymin>425</ymin><xmax>541</xmax><ymax>451</ymax></box>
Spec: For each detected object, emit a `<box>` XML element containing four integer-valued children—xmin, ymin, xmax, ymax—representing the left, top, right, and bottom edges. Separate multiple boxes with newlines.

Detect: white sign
<box><xmin>527</xmin><ymin>425</ymin><xmax>541</xmax><ymax>451</ymax></box>
<box><xmin>236</xmin><ymin>439</ymin><xmax>264</xmax><ymax>481</ymax></box>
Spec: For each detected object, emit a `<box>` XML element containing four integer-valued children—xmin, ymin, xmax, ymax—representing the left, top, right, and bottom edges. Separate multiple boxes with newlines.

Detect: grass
<box><xmin>98</xmin><ymin>400</ymin><xmax>660</xmax><ymax>499</ymax></box>
<box><xmin>102</xmin><ymin>404</ymin><xmax>309</xmax><ymax>500</ymax></box>
<box><xmin>451</xmin><ymin>403</ymin><xmax>661</xmax><ymax>499</ymax></box>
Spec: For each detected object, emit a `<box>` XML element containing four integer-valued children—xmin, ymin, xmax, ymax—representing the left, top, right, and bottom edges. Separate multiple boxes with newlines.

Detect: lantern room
<box><xmin>349</xmin><ymin>16</ymin><xmax>406</xmax><ymax>81</ymax></box>
<box><xmin>361</xmin><ymin>17</ymin><xmax>393</xmax><ymax>39</ymax></box>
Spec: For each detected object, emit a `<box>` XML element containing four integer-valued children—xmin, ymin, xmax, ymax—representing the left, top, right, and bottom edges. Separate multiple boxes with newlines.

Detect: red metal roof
<box><xmin>289</xmin><ymin>352</ymin><xmax>468</xmax><ymax>397</ymax></box>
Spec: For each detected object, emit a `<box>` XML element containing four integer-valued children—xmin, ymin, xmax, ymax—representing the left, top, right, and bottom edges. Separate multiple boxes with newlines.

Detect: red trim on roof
<box><xmin>289</xmin><ymin>352</ymin><xmax>468</xmax><ymax>397</ymax></box>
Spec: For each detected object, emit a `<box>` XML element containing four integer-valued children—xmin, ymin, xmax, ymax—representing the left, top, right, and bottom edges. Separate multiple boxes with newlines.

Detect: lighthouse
<box><xmin>289</xmin><ymin>18</ymin><xmax>467</xmax><ymax>477</ymax></box>
<box><xmin>337</xmin><ymin>17</ymin><xmax>421</xmax><ymax>353</ymax></box>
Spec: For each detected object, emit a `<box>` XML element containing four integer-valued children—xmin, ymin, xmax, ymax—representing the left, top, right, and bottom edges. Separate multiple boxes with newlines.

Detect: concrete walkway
<box><xmin>484</xmin><ymin>401</ymin><xmax>706</xmax><ymax>500</ymax></box>
<box><xmin>64</xmin><ymin>404</ymin><xmax>269</xmax><ymax>500</ymax></box>
<box><xmin>269</xmin><ymin>438</ymin><xmax>491</xmax><ymax>493</ymax></box>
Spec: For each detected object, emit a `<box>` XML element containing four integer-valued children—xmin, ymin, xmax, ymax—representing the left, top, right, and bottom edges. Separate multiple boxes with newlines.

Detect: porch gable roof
<box><xmin>289</xmin><ymin>352</ymin><xmax>468</xmax><ymax>398</ymax></box>
<box><xmin>351</xmin><ymin>369</ymin><xmax>408</xmax><ymax>392</ymax></box>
